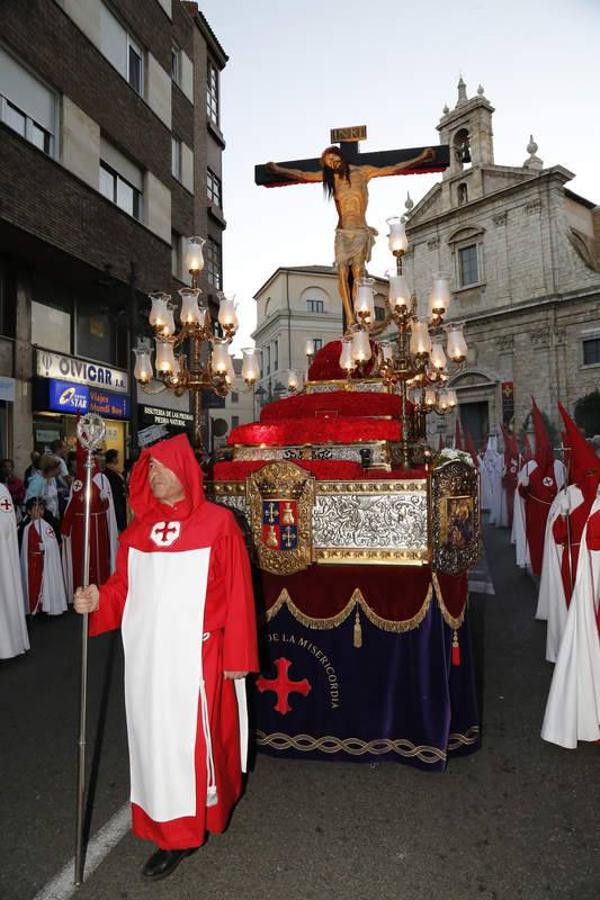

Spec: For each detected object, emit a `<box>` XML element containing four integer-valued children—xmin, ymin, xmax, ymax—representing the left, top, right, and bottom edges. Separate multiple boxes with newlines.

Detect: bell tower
<box><xmin>436</xmin><ymin>78</ymin><xmax>495</xmax><ymax>209</ymax></box>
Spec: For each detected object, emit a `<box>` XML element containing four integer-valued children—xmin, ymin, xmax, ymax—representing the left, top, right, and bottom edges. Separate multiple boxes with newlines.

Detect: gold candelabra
<box><xmin>133</xmin><ymin>236</ymin><xmax>259</xmax><ymax>452</ymax></box>
<box><xmin>339</xmin><ymin>218</ymin><xmax>467</xmax><ymax>469</ymax></box>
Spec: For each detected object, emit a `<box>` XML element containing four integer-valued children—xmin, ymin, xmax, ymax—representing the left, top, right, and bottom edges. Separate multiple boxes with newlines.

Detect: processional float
<box><xmin>205</xmin><ymin>128</ymin><xmax>481</xmax><ymax>767</ymax></box>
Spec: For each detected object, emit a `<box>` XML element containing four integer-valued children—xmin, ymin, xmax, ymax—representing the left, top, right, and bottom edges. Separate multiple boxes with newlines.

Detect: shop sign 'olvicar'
<box><xmin>36</xmin><ymin>349</ymin><xmax>129</xmax><ymax>393</ymax></box>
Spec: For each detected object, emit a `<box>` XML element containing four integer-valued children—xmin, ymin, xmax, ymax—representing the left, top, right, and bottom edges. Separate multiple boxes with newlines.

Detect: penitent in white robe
<box><xmin>0</xmin><ymin>483</ymin><xmax>29</xmax><ymax>659</ymax></box>
<box><xmin>541</xmin><ymin>495</ymin><xmax>600</xmax><ymax>749</ymax></box>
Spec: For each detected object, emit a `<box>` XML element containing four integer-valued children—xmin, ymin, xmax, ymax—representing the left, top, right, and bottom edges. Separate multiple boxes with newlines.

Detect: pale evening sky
<box><xmin>196</xmin><ymin>0</ymin><xmax>600</xmax><ymax>353</ymax></box>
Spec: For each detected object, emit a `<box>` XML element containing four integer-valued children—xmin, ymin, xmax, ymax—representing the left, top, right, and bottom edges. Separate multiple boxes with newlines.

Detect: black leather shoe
<box><xmin>141</xmin><ymin>847</ymin><xmax>199</xmax><ymax>880</ymax></box>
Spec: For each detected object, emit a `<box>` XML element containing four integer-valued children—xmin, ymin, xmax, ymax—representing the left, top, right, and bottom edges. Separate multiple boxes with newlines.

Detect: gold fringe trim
<box><xmin>432</xmin><ymin>571</ymin><xmax>466</xmax><ymax>630</ymax></box>
<box><xmin>266</xmin><ymin>584</ymin><xmax>434</xmax><ymax>634</ymax></box>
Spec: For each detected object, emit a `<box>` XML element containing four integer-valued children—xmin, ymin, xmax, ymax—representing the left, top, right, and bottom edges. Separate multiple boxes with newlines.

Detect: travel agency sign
<box><xmin>36</xmin><ymin>350</ymin><xmax>129</xmax><ymax>393</ymax></box>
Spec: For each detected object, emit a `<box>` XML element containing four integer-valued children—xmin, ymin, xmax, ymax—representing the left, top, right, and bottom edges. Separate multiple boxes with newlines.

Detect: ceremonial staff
<box><xmin>559</xmin><ymin>443</ymin><xmax>574</xmax><ymax>595</ymax></box>
<box><xmin>74</xmin><ymin>413</ymin><xmax>107</xmax><ymax>886</ymax></box>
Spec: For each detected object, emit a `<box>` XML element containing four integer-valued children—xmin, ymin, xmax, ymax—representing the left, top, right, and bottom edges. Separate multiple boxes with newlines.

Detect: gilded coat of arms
<box><xmin>247</xmin><ymin>463</ymin><xmax>314</xmax><ymax>575</ymax></box>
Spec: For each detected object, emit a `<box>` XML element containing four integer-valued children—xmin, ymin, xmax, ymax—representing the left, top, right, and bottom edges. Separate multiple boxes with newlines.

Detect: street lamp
<box><xmin>132</xmin><ymin>236</ymin><xmax>256</xmax><ymax>453</ymax></box>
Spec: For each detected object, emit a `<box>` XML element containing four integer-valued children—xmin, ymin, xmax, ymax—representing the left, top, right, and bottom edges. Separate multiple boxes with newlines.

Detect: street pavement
<box><xmin>1</xmin><ymin>526</ymin><xmax>598</xmax><ymax>900</ymax></box>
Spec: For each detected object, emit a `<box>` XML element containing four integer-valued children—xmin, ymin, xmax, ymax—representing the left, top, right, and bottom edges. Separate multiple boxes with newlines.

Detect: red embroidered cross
<box><xmin>257</xmin><ymin>657</ymin><xmax>311</xmax><ymax>715</ymax></box>
<box><xmin>150</xmin><ymin>520</ymin><xmax>181</xmax><ymax>547</ymax></box>
<box><xmin>0</xmin><ymin>498</ymin><xmax>13</xmax><ymax>512</ymax></box>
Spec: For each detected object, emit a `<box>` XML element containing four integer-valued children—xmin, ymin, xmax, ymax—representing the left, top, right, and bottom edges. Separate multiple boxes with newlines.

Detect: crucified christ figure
<box><xmin>267</xmin><ymin>145</ymin><xmax>435</xmax><ymax>326</ymax></box>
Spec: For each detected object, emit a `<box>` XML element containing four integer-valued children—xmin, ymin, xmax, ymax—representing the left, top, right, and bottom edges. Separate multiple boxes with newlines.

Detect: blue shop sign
<box><xmin>49</xmin><ymin>380</ymin><xmax>89</xmax><ymax>413</ymax></box>
<box><xmin>48</xmin><ymin>380</ymin><xmax>130</xmax><ymax>419</ymax></box>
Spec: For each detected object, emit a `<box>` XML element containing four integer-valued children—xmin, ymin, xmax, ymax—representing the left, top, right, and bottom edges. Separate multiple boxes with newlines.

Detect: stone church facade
<box><xmin>404</xmin><ymin>79</ymin><xmax>600</xmax><ymax>447</ymax></box>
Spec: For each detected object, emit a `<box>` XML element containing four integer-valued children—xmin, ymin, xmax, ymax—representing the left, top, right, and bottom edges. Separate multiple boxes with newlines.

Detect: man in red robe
<box><xmin>74</xmin><ymin>434</ymin><xmax>258</xmax><ymax>881</ymax></box>
<box><xmin>519</xmin><ymin>399</ymin><xmax>565</xmax><ymax>576</ymax></box>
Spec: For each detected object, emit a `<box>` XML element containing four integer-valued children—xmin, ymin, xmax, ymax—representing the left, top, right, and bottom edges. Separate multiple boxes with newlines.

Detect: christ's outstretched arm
<box><xmin>266</xmin><ymin>161</ymin><xmax>323</xmax><ymax>183</ymax></box>
<box><xmin>361</xmin><ymin>147</ymin><xmax>436</xmax><ymax>180</ymax></box>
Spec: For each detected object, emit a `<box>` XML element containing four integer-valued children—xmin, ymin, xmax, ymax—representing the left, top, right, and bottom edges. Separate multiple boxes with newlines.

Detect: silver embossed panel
<box><xmin>312</xmin><ymin>491</ymin><xmax>428</xmax><ymax>551</ymax></box>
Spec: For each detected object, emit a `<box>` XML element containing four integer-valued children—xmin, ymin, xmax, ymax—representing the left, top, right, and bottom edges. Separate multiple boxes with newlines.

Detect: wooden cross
<box><xmin>255</xmin><ymin>125</ymin><xmax>449</xmax><ymax>188</ymax></box>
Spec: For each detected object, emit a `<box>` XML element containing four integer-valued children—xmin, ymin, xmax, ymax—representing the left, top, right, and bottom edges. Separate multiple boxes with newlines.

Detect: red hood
<box><xmin>558</xmin><ymin>402</ymin><xmax>600</xmax><ymax>486</ymax></box>
<box><xmin>531</xmin><ymin>398</ymin><xmax>554</xmax><ymax>473</ymax></box>
<box><xmin>128</xmin><ymin>434</ymin><xmax>204</xmax><ymax>521</ymax></box>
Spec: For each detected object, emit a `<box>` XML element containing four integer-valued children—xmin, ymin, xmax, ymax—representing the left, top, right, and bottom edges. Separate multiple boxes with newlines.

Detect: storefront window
<box><xmin>31</xmin><ymin>301</ymin><xmax>71</xmax><ymax>353</ymax></box>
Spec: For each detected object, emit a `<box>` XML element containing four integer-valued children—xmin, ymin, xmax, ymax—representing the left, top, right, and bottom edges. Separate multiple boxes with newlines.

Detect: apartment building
<box><xmin>0</xmin><ymin>0</ymin><xmax>227</xmax><ymax>469</ymax></box>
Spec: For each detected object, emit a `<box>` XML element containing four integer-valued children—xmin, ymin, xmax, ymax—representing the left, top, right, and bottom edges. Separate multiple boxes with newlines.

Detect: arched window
<box><xmin>453</xmin><ymin>128</ymin><xmax>471</xmax><ymax>171</ymax></box>
<box><xmin>300</xmin><ymin>286</ymin><xmax>328</xmax><ymax>314</ymax></box>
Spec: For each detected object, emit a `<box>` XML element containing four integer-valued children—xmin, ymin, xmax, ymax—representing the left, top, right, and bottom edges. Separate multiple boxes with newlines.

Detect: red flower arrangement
<box><xmin>260</xmin><ymin>390</ymin><xmax>402</xmax><ymax>422</ymax></box>
<box><xmin>228</xmin><ymin>417</ymin><xmax>402</xmax><ymax>447</ymax></box>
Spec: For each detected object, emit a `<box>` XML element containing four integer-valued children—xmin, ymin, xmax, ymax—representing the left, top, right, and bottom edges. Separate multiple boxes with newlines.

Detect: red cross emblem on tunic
<box><xmin>542</xmin><ymin>476</ymin><xmax>554</xmax><ymax>488</ymax></box>
<box><xmin>72</xmin><ymin>480</ymin><xmax>83</xmax><ymax>493</ymax></box>
<box><xmin>150</xmin><ymin>521</ymin><xmax>181</xmax><ymax>547</ymax></box>
<box><xmin>257</xmin><ymin>657</ymin><xmax>311</xmax><ymax>715</ymax></box>
<box><xmin>0</xmin><ymin>497</ymin><xmax>13</xmax><ymax>512</ymax></box>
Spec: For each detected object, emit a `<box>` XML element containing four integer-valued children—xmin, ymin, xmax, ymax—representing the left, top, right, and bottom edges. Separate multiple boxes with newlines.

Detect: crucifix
<box><xmin>256</xmin><ymin>126</ymin><xmax>449</xmax><ymax>327</ymax></box>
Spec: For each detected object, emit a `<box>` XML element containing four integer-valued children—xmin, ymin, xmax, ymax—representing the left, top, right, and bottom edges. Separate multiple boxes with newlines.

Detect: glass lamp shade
<box><xmin>304</xmin><ymin>338</ymin><xmax>314</xmax><ymax>357</ymax></box>
<box><xmin>438</xmin><ymin>390</ymin><xmax>449</xmax><ymax>413</ymax></box>
<box><xmin>354</xmin><ymin>277</ymin><xmax>375</xmax><ymax>321</ymax></box>
<box><xmin>148</xmin><ymin>292</ymin><xmax>170</xmax><ymax>329</ymax></box>
<box><xmin>430</xmin><ymin>338</ymin><xmax>447</xmax><ymax>371</ymax></box>
<box><xmin>159</xmin><ymin>307</ymin><xmax>176</xmax><ymax>337</ymax></box>
<box><xmin>178</xmin><ymin>288</ymin><xmax>203</xmax><ymax>325</ymax></box>
<box><xmin>224</xmin><ymin>353</ymin><xmax>236</xmax><ymax>385</ymax></box>
<box><xmin>428</xmin><ymin>274</ymin><xmax>452</xmax><ymax>317</ymax></box>
<box><xmin>446</xmin><ymin>323</ymin><xmax>468</xmax><ymax>361</ymax></box>
<box><xmin>184</xmin><ymin>235</ymin><xmax>206</xmax><ymax>273</ymax></box>
<box><xmin>339</xmin><ymin>336</ymin><xmax>354</xmax><ymax>372</ymax></box>
<box><xmin>155</xmin><ymin>338</ymin><xmax>176</xmax><ymax>374</ymax></box>
<box><xmin>217</xmin><ymin>292</ymin><xmax>237</xmax><ymax>330</ymax></box>
<box><xmin>287</xmin><ymin>369</ymin><xmax>300</xmax><ymax>391</ymax></box>
<box><xmin>133</xmin><ymin>345</ymin><xmax>153</xmax><ymax>383</ymax></box>
<box><xmin>170</xmin><ymin>355</ymin><xmax>181</xmax><ymax>384</ymax></box>
<box><xmin>351</xmin><ymin>328</ymin><xmax>372</xmax><ymax>363</ymax></box>
<box><xmin>211</xmin><ymin>339</ymin><xmax>229</xmax><ymax>375</ymax></box>
<box><xmin>241</xmin><ymin>347</ymin><xmax>259</xmax><ymax>384</ymax></box>
<box><xmin>424</xmin><ymin>387</ymin><xmax>437</xmax><ymax>409</ymax></box>
<box><xmin>447</xmin><ymin>389</ymin><xmax>458</xmax><ymax>409</ymax></box>
<box><xmin>386</xmin><ymin>270</ymin><xmax>411</xmax><ymax>311</ymax></box>
<box><xmin>410</xmin><ymin>318</ymin><xmax>432</xmax><ymax>356</ymax></box>
<box><xmin>386</xmin><ymin>217</ymin><xmax>408</xmax><ymax>254</ymax></box>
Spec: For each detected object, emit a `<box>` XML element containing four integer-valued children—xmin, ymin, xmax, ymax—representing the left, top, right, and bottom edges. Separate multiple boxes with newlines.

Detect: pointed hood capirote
<box><xmin>128</xmin><ymin>434</ymin><xmax>205</xmax><ymax>522</ymax></box>
<box><xmin>558</xmin><ymin>402</ymin><xmax>600</xmax><ymax>486</ymax></box>
<box><xmin>531</xmin><ymin>398</ymin><xmax>554</xmax><ymax>473</ymax></box>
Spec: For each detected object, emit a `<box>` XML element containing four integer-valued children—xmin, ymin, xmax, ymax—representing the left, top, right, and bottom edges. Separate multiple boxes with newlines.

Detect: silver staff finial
<box><xmin>76</xmin><ymin>413</ymin><xmax>106</xmax><ymax>451</ymax></box>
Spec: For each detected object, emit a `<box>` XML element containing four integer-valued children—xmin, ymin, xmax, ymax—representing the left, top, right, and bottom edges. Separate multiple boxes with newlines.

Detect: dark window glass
<box><xmin>583</xmin><ymin>338</ymin><xmax>600</xmax><ymax>365</ymax></box>
<box><xmin>128</xmin><ymin>44</ymin><xmax>142</xmax><ymax>94</ymax></box>
<box><xmin>375</xmin><ymin>306</ymin><xmax>386</xmax><ymax>321</ymax></box>
<box><xmin>307</xmin><ymin>299</ymin><xmax>324</xmax><ymax>313</ymax></box>
<box><xmin>207</xmin><ymin>168</ymin><xmax>222</xmax><ymax>207</ymax></box>
<box><xmin>205</xmin><ymin>237</ymin><xmax>222</xmax><ymax>289</ymax></box>
<box><xmin>77</xmin><ymin>301</ymin><xmax>115</xmax><ymax>364</ymax></box>
<box><xmin>206</xmin><ymin>61</ymin><xmax>219</xmax><ymax>125</ymax></box>
<box><xmin>231</xmin><ymin>392</ymin><xmax>239</xmax><ymax>403</ymax></box>
<box><xmin>100</xmin><ymin>162</ymin><xmax>142</xmax><ymax>221</ymax></box>
<box><xmin>459</xmin><ymin>244</ymin><xmax>478</xmax><ymax>286</ymax></box>
<box><xmin>313</xmin><ymin>338</ymin><xmax>323</xmax><ymax>352</ymax></box>
<box><xmin>231</xmin><ymin>415</ymin><xmax>239</xmax><ymax>428</ymax></box>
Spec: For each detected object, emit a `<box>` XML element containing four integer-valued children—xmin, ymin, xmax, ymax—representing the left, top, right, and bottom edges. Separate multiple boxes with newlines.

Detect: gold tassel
<box><xmin>353</xmin><ymin>607</ymin><xmax>363</xmax><ymax>649</ymax></box>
